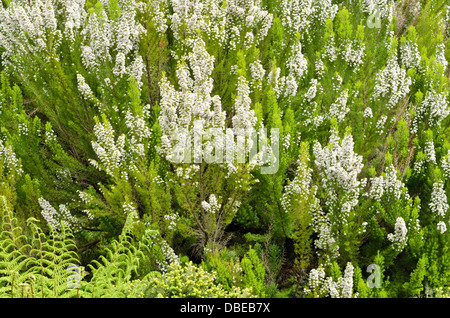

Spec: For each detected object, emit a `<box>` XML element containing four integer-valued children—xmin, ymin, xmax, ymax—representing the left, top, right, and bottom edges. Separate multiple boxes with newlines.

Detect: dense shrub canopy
<box><xmin>0</xmin><ymin>0</ymin><xmax>450</xmax><ymax>298</ymax></box>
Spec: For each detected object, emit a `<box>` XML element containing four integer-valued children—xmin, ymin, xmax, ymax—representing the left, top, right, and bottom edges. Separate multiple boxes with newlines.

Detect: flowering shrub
<box><xmin>0</xmin><ymin>0</ymin><xmax>449</xmax><ymax>299</ymax></box>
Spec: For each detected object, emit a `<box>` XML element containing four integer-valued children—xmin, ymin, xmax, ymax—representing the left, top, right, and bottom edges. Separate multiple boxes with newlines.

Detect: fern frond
<box><xmin>27</xmin><ymin>220</ymin><xmax>81</xmax><ymax>298</ymax></box>
<box><xmin>83</xmin><ymin>211</ymin><xmax>146</xmax><ymax>298</ymax></box>
<box><xmin>0</xmin><ymin>197</ymin><xmax>84</xmax><ymax>298</ymax></box>
<box><xmin>86</xmin><ymin>237</ymin><xmax>144</xmax><ymax>297</ymax></box>
<box><xmin>0</xmin><ymin>196</ymin><xmax>35</xmax><ymax>298</ymax></box>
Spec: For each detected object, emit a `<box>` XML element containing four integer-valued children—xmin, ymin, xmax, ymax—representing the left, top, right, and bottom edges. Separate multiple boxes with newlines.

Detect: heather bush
<box><xmin>0</xmin><ymin>0</ymin><xmax>449</xmax><ymax>298</ymax></box>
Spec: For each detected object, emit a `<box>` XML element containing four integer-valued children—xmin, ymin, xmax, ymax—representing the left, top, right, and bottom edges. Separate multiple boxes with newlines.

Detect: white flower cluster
<box><xmin>400</xmin><ymin>39</ymin><xmax>421</xmax><ymax>71</ymax></box>
<box><xmin>424</xmin><ymin>139</ymin><xmax>436</xmax><ymax>164</ymax></box>
<box><xmin>435</xmin><ymin>43</ymin><xmax>448</xmax><ymax>71</ymax></box>
<box><xmin>145</xmin><ymin>0</ymin><xmax>169</xmax><ymax>35</ymax></box>
<box><xmin>17</xmin><ymin>122</ymin><xmax>28</xmax><ymax>137</ymax></box>
<box><xmin>329</xmin><ymin>89</ymin><xmax>350</xmax><ymax>123</ymax></box>
<box><xmin>175</xmin><ymin>165</ymin><xmax>200</xmax><ymax>181</ymax></box>
<box><xmin>313</xmin><ymin>130</ymin><xmax>364</xmax><ymax>209</ymax></box>
<box><xmin>124</xmin><ymin>110</ymin><xmax>152</xmax><ymax>159</ymax></box>
<box><xmin>280</xmin><ymin>0</ymin><xmax>337</xmax><ymax>39</ymax></box>
<box><xmin>122</xmin><ymin>201</ymin><xmax>139</xmax><ymax>218</ymax></box>
<box><xmin>81</xmin><ymin>0</ymin><xmax>144</xmax><ymax>76</ymax></box>
<box><xmin>76</xmin><ymin>73</ymin><xmax>94</xmax><ymax>101</ymax></box>
<box><xmin>281</xmin><ymin>153</ymin><xmax>318</xmax><ymax>214</ymax></box>
<box><xmin>408</xmin><ymin>0</ymin><xmax>422</xmax><ymax>17</ymax></box>
<box><xmin>437</xmin><ymin>221</ymin><xmax>447</xmax><ymax>235</ymax></box>
<box><xmin>63</xmin><ymin>0</ymin><xmax>88</xmax><ymax>42</ymax></box>
<box><xmin>304</xmin><ymin>262</ymin><xmax>358</xmax><ymax>298</ymax></box>
<box><xmin>387</xmin><ymin>217</ymin><xmax>408</xmax><ymax>252</ymax></box>
<box><xmin>362</xmin><ymin>0</ymin><xmax>393</xmax><ymax>19</ymax></box>
<box><xmin>413</xmin><ymin>156</ymin><xmax>425</xmax><ymax>174</ymax></box>
<box><xmin>304</xmin><ymin>265</ymin><xmax>327</xmax><ymax>296</ymax></box>
<box><xmin>312</xmin><ymin>210</ymin><xmax>339</xmax><ymax>264</ymax></box>
<box><xmin>44</xmin><ymin>124</ymin><xmax>58</xmax><ymax>145</ymax></box>
<box><xmin>160</xmin><ymin>38</ymin><xmax>220</xmax><ymax>130</ymax></box>
<box><xmin>0</xmin><ymin>0</ymin><xmax>61</xmax><ymax>71</ymax></box>
<box><xmin>227</xmin><ymin>26</ymin><xmax>241</xmax><ymax>51</ymax></box>
<box><xmin>341</xmin><ymin>40</ymin><xmax>365</xmax><ymax>71</ymax></box>
<box><xmin>270</xmin><ymin>41</ymin><xmax>308</xmax><ymax>99</ymax></box>
<box><xmin>164</xmin><ymin>212</ymin><xmax>179</xmax><ymax>231</ymax></box>
<box><xmin>305</xmin><ymin>78</ymin><xmax>318</xmax><ymax>102</ymax></box>
<box><xmin>282</xmin><ymin>134</ymin><xmax>291</xmax><ymax>151</ymax></box>
<box><xmin>113</xmin><ymin>47</ymin><xmax>135</xmax><ymax>79</ymax></box>
<box><xmin>125</xmin><ymin>108</ymin><xmax>152</xmax><ymax>141</ymax></box>
<box><xmin>38</xmin><ymin>198</ymin><xmax>60</xmax><ymax>230</ymax></box>
<box><xmin>89</xmin><ymin>118</ymin><xmax>127</xmax><ymax>180</ymax></box>
<box><xmin>284</xmin><ymin>76</ymin><xmax>299</xmax><ymax>100</ymax></box>
<box><xmin>302</xmin><ymin>106</ymin><xmax>323</xmax><ymax>129</ymax></box>
<box><xmin>312</xmin><ymin>0</ymin><xmax>338</xmax><ymax>25</ymax></box>
<box><xmin>442</xmin><ymin>150</ymin><xmax>450</xmax><ymax>180</ymax></box>
<box><xmin>158</xmin><ymin>38</ymin><xmax>228</xmax><ymax>163</ymax></box>
<box><xmin>412</xmin><ymin>91</ymin><xmax>449</xmax><ymax>134</ymax></box>
<box><xmin>0</xmin><ymin>139</ymin><xmax>23</xmax><ymax>176</ymax></box>
<box><xmin>201</xmin><ymin>194</ymin><xmax>221</xmax><ymax>215</ymax></box>
<box><xmin>158</xmin><ymin>37</ymin><xmax>267</xmax><ymax>174</ymax></box>
<box><xmin>249</xmin><ymin>60</ymin><xmax>265</xmax><ymax>91</ymax></box>
<box><xmin>145</xmin><ymin>228</ymin><xmax>180</xmax><ymax>275</ymax></box>
<box><xmin>375</xmin><ymin>115</ymin><xmax>387</xmax><ymax>135</ymax></box>
<box><xmin>0</xmin><ymin>0</ymin><xmax>145</xmax><ymax>85</ymax></box>
<box><xmin>315</xmin><ymin>59</ymin><xmax>325</xmax><ymax>78</ymax></box>
<box><xmin>233</xmin><ymin>75</ymin><xmax>257</xmax><ymax>131</ymax></box>
<box><xmin>77</xmin><ymin>73</ymin><xmax>104</xmax><ymax>111</ymax></box>
<box><xmin>328</xmin><ymin>262</ymin><xmax>357</xmax><ymax>298</ymax></box>
<box><xmin>170</xmin><ymin>0</ymin><xmax>272</xmax><ymax>51</ymax></box>
<box><xmin>82</xmin><ymin>209</ymin><xmax>94</xmax><ymax>221</ymax></box>
<box><xmin>323</xmin><ymin>30</ymin><xmax>337</xmax><ymax>63</ymax></box>
<box><xmin>287</xmin><ymin>41</ymin><xmax>308</xmax><ymax>82</ymax></box>
<box><xmin>0</xmin><ymin>0</ymin><xmax>148</xmax><ymax>107</ymax></box>
<box><xmin>373</xmin><ymin>54</ymin><xmax>412</xmax><ymax>111</ymax></box>
<box><xmin>312</xmin><ymin>129</ymin><xmax>365</xmax><ymax>261</ymax></box>
<box><xmin>363</xmin><ymin>107</ymin><xmax>373</xmax><ymax>119</ymax></box>
<box><xmin>77</xmin><ymin>192</ymin><xmax>94</xmax><ymax>220</ymax></box>
<box><xmin>280</xmin><ymin>0</ymin><xmax>313</xmax><ymax>38</ymax></box>
<box><xmin>38</xmin><ymin>197</ymin><xmax>78</xmax><ymax>231</ymax></box>
<box><xmin>369</xmin><ymin>164</ymin><xmax>408</xmax><ymax>202</ymax></box>
<box><xmin>429</xmin><ymin>181</ymin><xmax>449</xmax><ymax>234</ymax></box>
<box><xmin>170</xmin><ymin>0</ymin><xmax>225</xmax><ymax>45</ymax></box>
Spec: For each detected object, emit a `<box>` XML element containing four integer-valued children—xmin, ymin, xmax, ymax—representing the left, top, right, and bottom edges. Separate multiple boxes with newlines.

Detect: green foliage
<box><xmin>0</xmin><ymin>0</ymin><xmax>450</xmax><ymax>299</ymax></box>
<box><xmin>85</xmin><ymin>223</ymin><xmax>145</xmax><ymax>296</ymax></box>
<box><xmin>201</xmin><ymin>247</ymin><xmax>244</xmax><ymax>292</ymax></box>
<box><xmin>241</xmin><ymin>247</ymin><xmax>266</xmax><ymax>297</ymax></box>
<box><xmin>134</xmin><ymin>261</ymin><xmax>254</xmax><ymax>298</ymax></box>
<box><xmin>0</xmin><ymin>196</ymin><xmax>81</xmax><ymax>298</ymax></box>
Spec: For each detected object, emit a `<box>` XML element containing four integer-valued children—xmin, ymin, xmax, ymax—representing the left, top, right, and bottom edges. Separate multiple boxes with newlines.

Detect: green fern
<box><xmin>84</xmin><ymin>211</ymin><xmax>145</xmax><ymax>297</ymax></box>
<box><xmin>85</xmin><ymin>238</ymin><xmax>144</xmax><ymax>297</ymax></box>
<box><xmin>0</xmin><ymin>196</ymin><xmax>82</xmax><ymax>298</ymax></box>
<box><xmin>0</xmin><ymin>196</ymin><xmax>34</xmax><ymax>297</ymax></box>
<box><xmin>27</xmin><ymin>219</ymin><xmax>80</xmax><ymax>298</ymax></box>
